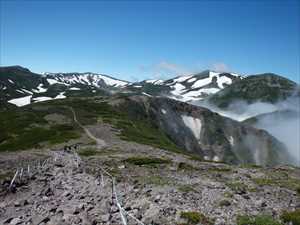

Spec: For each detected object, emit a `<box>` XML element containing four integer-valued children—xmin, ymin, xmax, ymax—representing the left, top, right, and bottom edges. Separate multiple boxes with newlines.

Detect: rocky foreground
<box><xmin>0</xmin><ymin>122</ymin><xmax>299</xmax><ymax>225</ymax></box>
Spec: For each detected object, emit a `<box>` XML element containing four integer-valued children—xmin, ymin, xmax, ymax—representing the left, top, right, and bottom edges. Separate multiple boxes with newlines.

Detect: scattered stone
<box><xmin>101</xmin><ymin>214</ymin><xmax>110</xmax><ymax>223</ymax></box>
<box><xmin>154</xmin><ymin>195</ymin><xmax>161</xmax><ymax>203</ymax></box>
<box><xmin>9</xmin><ymin>218</ymin><xmax>22</xmax><ymax>225</ymax></box>
<box><xmin>14</xmin><ymin>201</ymin><xmax>21</xmax><ymax>207</ymax></box>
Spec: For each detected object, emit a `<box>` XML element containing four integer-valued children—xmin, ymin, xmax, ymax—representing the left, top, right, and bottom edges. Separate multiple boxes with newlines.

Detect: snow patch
<box><xmin>181</xmin><ymin>115</ymin><xmax>202</xmax><ymax>140</ymax></box>
<box><xmin>16</xmin><ymin>90</ymin><xmax>24</xmax><ymax>94</ymax></box>
<box><xmin>69</xmin><ymin>87</ymin><xmax>81</xmax><ymax>90</ymax></box>
<box><xmin>187</xmin><ymin>78</ymin><xmax>197</xmax><ymax>83</ymax></box>
<box><xmin>173</xmin><ymin>75</ymin><xmax>192</xmax><ymax>83</ymax></box>
<box><xmin>171</xmin><ymin>83</ymin><xmax>186</xmax><ymax>95</ymax></box>
<box><xmin>217</xmin><ymin>75</ymin><xmax>232</xmax><ymax>89</ymax></box>
<box><xmin>32</xmin><ymin>96</ymin><xmax>53</xmax><ymax>103</ymax></box>
<box><xmin>212</xmin><ymin>155</ymin><xmax>220</xmax><ymax>162</ymax></box>
<box><xmin>21</xmin><ymin>89</ymin><xmax>33</xmax><ymax>94</ymax></box>
<box><xmin>47</xmin><ymin>78</ymin><xmax>66</xmax><ymax>85</ymax></box>
<box><xmin>142</xmin><ymin>92</ymin><xmax>152</xmax><ymax>97</ymax></box>
<box><xmin>33</xmin><ymin>84</ymin><xmax>47</xmax><ymax>93</ymax></box>
<box><xmin>8</xmin><ymin>95</ymin><xmax>32</xmax><ymax>107</ymax></box>
<box><xmin>161</xmin><ymin>109</ymin><xmax>167</xmax><ymax>114</ymax></box>
<box><xmin>55</xmin><ymin>92</ymin><xmax>66</xmax><ymax>99</ymax></box>
<box><xmin>229</xmin><ymin>136</ymin><xmax>234</xmax><ymax>146</ymax></box>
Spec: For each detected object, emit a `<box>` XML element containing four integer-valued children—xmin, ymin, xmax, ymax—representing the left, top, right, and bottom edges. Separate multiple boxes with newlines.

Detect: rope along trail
<box><xmin>69</xmin><ymin>107</ymin><xmax>145</xmax><ymax>225</ymax></box>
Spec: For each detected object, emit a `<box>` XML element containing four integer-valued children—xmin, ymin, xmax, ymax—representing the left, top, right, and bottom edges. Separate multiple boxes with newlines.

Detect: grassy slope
<box><xmin>0</xmin><ymin>101</ymin><xmax>80</xmax><ymax>152</ymax></box>
<box><xmin>0</xmin><ymin>96</ymin><xmax>184</xmax><ymax>154</ymax></box>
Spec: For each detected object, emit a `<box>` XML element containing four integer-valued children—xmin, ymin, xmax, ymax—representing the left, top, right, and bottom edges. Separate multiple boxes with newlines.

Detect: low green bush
<box><xmin>124</xmin><ymin>156</ymin><xmax>171</xmax><ymax>166</ymax></box>
<box><xmin>180</xmin><ymin>211</ymin><xmax>213</xmax><ymax>225</ymax></box>
<box><xmin>236</xmin><ymin>214</ymin><xmax>281</xmax><ymax>225</ymax></box>
<box><xmin>281</xmin><ymin>209</ymin><xmax>300</xmax><ymax>225</ymax></box>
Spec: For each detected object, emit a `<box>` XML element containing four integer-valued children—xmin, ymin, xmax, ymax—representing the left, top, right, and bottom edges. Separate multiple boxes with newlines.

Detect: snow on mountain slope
<box><xmin>1</xmin><ymin>66</ymin><xmax>243</xmax><ymax>107</ymax></box>
<box><xmin>8</xmin><ymin>95</ymin><xmax>32</xmax><ymax>107</ymax></box>
<box><xmin>128</xmin><ymin>70</ymin><xmax>242</xmax><ymax>102</ymax></box>
<box><xmin>45</xmin><ymin>72</ymin><xmax>129</xmax><ymax>88</ymax></box>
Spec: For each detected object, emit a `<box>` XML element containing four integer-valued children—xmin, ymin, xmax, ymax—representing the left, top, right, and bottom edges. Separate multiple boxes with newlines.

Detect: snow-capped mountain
<box><xmin>44</xmin><ymin>72</ymin><xmax>129</xmax><ymax>88</ymax></box>
<box><xmin>2</xmin><ymin>66</ymin><xmax>298</xmax><ymax>109</ymax></box>
<box><xmin>0</xmin><ymin>66</ymin><xmax>129</xmax><ymax>107</ymax></box>
<box><xmin>126</xmin><ymin>70</ymin><xmax>243</xmax><ymax>102</ymax></box>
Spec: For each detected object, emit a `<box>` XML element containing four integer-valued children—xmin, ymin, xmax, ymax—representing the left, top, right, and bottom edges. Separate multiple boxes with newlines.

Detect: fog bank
<box><xmin>193</xmin><ymin>97</ymin><xmax>300</xmax><ymax>166</ymax></box>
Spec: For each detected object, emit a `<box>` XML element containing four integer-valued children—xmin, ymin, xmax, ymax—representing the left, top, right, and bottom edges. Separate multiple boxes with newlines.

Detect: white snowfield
<box><xmin>229</xmin><ymin>136</ymin><xmax>234</xmax><ymax>146</ymax></box>
<box><xmin>181</xmin><ymin>115</ymin><xmax>202</xmax><ymax>140</ymax></box>
<box><xmin>69</xmin><ymin>87</ymin><xmax>81</xmax><ymax>90</ymax></box>
<box><xmin>46</xmin><ymin>73</ymin><xmax>129</xmax><ymax>88</ymax></box>
<box><xmin>165</xmin><ymin>71</ymin><xmax>241</xmax><ymax>102</ymax></box>
<box><xmin>161</xmin><ymin>109</ymin><xmax>167</xmax><ymax>114</ymax></box>
<box><xmin>170</xmin><ymin>83</ymin><xmax>186</xmax><ymax>95</ymax></box>
<box><xmin>8</xmin><ymin>91</ymin><xmax>67</xmax><ymax>106</ymax></box>
<box><xmin>32</xmin><ymin>96</ymin><xmax>53</xmax><ymax>103</ymax></box>
<box><xmin>55</xmin><ymin>92</ymin><xmax>66</xmax><ymax>99</ymax></box>
<box><xmin>21</xmin><ymin>89</ymin><xmax>33</xmax><ymax>94</ymax></box>
<box><xmin>142</xmin><ymin>92</ymin><xmax>152</xmax><ymax>97</ymax></box>
<box><xmin>172</xmin><ymin>75</ymin><xmax>193</xmax><ymax>83</ymax></box>
<box><xmin>145</xmin><ymin>79</ymin><xmax>163</xmax><ymax>84</ymax></box>
<box><xmin>8</xmin><ymin>95</ymin><xmax>32</xmax><ymax>107</ymax></box>
<box><xmin>33</xmin><ymin>83</ymin><xmax>47</xmax><ymax>93</ymax></box>
<box><xmin>46</xmin><ymin>78</ymin><xmax>67</xmax><ymax>86</ymax></box>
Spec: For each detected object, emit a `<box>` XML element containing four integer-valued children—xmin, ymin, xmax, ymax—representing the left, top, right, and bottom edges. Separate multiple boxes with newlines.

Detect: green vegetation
<box><xmin>236</xmin><ymin>214</ymin><xmax>282</xmax><ymax>225</ymax></box>
<box><xmin>124</xmin><ymin>156</ymin><xmax>171</xmax><ymax>166</ymax></box>
<box><xmin>0</xmin><ymin>171</ymin><xmax>13</xmax><ymax>181</ymax></box>
<box><xmin>189</xmin><ymin>155</ymin><xmax>203</xmax><ymax>162</ymax></box>
<box><xmin>140</xmin><ymin>175</ymin><xmax>171</xmax><ymax>186</ymax></box>
<box><xmin>241</xmin><ymin>164</ymin><xmax>263</xmax><ymax>169</ymax></box>
<box><xmin>0</xmin><ymin>102</ymin><xmax>81</xmax><ymax>152</ymax></box>
<box><xmin>209</xmin><ymin>74</ymin><xmax>297</xmax><ymax>108</ymax></box>
<box><xmin>252</xmin><ymin>170</ymin><xmax>300</xmax><ymax>192</ymax></box>
<box><xmin>180</xmin><ymin>211</ymin><xmax>213</xmax><ymax>225</ymax></box>
<box><xmin>177</xmin><ymin>162</ymin><xmax>198</xmax><ymax>171</ymax></box>
<box><xmin>281</xmin><ymin>209</ymin><xmax>300</xmax><ymax>225</ymax></box>
<box><xmin>219</xmin><ymin>199</ymin><xmax>231</xmax><ymax>207</ymax></box>
<box><xmin>297</xmin><ymin>187</ymin><xmax>300</xmax><ymax>195</ymax></box>
<box><xmin>226</xmin><ymin>181</ymin><xmax>249</xmax><ymax>193</ymax></box>
<box><xmin>0</xmin><ymin>96</ymin><xmax>183</xmax><ymax>153</ymax></box>
<box><xmin>208</xmin><ymin>166</ymin><xmax>232</xmax><ymax>172</ymax></box>
<box><xmin>78</xmin><ymin>148</ymin><xmax>99</xmax><ymax>157</ymax></box>
<box><xmin>223</xmin><ymin>191</ymin><xmax>234</xmax><ymax>198</ymax></box>
<box><xmin>68</xmin><ymin>98</ymin><xmax>185</xmax><ymax>154</ymax></box>
<box><xmin>177</xmin><ymin>184</ymin><xmax>197</xmax><ymax>193</ymax></box>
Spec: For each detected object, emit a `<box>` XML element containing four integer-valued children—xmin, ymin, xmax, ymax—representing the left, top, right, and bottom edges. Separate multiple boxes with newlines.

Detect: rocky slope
<box><xmin>110</xmin><ymin>95</ymin><xmax>291</xmax><ymax>166</ymax></box>
<box><xmin>0</xmin><ymin>118</ymin><xmax>299</xmax><ymax>225</ymax></box>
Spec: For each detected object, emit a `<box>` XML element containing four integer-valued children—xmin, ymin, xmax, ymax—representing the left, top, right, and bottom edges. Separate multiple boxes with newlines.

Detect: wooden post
<box><xmin>9</xmin><ymin>169</ymin><xmax>18</xmax><ymax>190</ymax></box>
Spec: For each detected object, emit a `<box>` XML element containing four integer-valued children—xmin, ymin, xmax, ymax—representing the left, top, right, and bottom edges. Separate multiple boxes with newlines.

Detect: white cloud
<box><xmin>210</xmin><ymin>62</ymin><xmax>231</xmax><ymax>73</ymax></box>
<box><xmin>139</xmin><ymin>61</ymin><xmax>236</xmax><ymax>81</ymax></box>
<box><xmin>139</xmin><ymin>61</ymin><xmax>192</xmax><ymax>80</ymax></box>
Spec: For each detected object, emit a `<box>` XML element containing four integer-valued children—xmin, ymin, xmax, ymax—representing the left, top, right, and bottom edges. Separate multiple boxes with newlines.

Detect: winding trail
<box><xmin>69</xmin><ymin>107</ymin><xmax>106</xmax><ymax>148</ymax></box>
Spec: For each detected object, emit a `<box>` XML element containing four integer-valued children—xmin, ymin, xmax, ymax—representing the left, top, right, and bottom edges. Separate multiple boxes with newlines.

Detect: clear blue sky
<box><xmin>1</xmin><ymin>0</ymin><xmax>299</xmax><ymax>82</ymax></box>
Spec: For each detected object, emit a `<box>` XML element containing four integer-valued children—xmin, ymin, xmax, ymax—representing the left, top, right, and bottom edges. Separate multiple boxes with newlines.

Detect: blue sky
<box><xmin>1</xmin><ymin>0</ymin><xmax>299</xmax><ymax>82</ymax></box>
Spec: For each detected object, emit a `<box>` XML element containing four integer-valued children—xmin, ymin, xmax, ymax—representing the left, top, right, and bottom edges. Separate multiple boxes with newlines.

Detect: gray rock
<box><xmin>10</xmin><ymin>218</ymin><xmax>22</xmax><ymax>225</ymax></box>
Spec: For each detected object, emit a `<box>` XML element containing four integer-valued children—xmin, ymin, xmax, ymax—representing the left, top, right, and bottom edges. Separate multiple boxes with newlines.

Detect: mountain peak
<box><xmin>0</xmin><ymin>65</ymin><xmax>32</xmax><ymax>73</ymax></box>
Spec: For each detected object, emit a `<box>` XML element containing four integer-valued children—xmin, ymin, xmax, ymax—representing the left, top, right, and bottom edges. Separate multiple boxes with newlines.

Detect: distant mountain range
<box><xmin>0</xmin><ymin>65</ymin><xmax>298</xmax><ymax>165</ymax></box>
<box><xmin>1</xmin><ymin>65</ymin><xmax>298</xmax><ymax>108</ymax></box>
